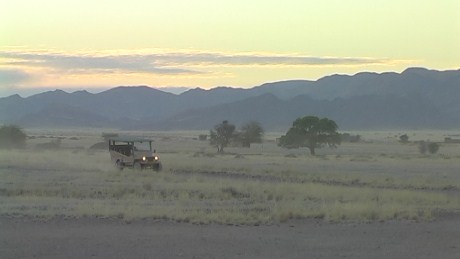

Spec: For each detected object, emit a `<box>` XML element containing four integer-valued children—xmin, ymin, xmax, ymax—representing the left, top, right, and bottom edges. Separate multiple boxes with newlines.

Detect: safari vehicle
<box><xmin>109</xmin><ymin>137</ymin><xmax>162</xmax><ymax>171</ymax></box>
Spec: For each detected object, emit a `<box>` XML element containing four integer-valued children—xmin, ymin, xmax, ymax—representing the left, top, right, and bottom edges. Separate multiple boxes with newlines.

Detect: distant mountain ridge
<box><xmin>1</xmin><ymin>67</ymin><xmax>459</xmax><ymax>130</ymax></box>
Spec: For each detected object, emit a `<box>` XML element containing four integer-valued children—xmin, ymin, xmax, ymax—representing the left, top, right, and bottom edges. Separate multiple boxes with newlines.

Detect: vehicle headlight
<box><xmin>154</xmin><ymin>156</ymin><xmax>159</xmax><ymax>161</ymax></box>
<box><xmin>142</xmin><ymin>156</ymin><xmax>146</xmax><ymax>161</ymax></box>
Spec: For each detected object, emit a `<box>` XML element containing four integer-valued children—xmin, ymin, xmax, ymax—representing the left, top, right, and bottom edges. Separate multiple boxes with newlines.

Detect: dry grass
<box><xmin>1</xmin><ymin>129</ymin><xmax>459</xmax><ymax>224</ymax></box>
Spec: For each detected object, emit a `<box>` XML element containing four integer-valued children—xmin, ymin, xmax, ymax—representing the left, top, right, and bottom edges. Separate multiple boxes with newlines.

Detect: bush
<box><xmin>399</xmin><ymin>134</ymin><xmax>409</xmax><ymax>143</ymax></box>
<box><xmin>0</xmin><ymin>125</ymin><xmax>27</xmax><ymax>149</ymax></box>
<box><xmin>418</xmin><ymin>141</ymin><xmax>440</xmax><ymax>155</ymax></box>
<box><xmin>418</xmin><ymin>141</ymin><xmax>427</xmax><ymax>154</ymax></box>
<box><xmin>427</xmin><ymin>142</ymin><xmax>440</xmax><ymax>154</ymax></box>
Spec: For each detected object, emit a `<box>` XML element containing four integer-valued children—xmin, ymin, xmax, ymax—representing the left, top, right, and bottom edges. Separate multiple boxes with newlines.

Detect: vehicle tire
<box><xmin>116</xmin><ymin>160</ymin><xmax>124</xmax><ymax>170</ymax></box>
<box><xmin>133</xmin><ymin>162</ymin><xmax>142</xmax><ymax>171</ymax></box>
<box><xmin>153</xmin><ymin>163</ymin><xmax>162</xmax><ymax>172</ymax></box>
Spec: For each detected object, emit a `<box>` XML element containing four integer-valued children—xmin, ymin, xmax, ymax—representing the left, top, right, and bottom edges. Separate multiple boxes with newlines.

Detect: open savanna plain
<box><xmin>1</xmin><ymin>129</ymin><xmax>460</xmax><ymax>258</ymax></box>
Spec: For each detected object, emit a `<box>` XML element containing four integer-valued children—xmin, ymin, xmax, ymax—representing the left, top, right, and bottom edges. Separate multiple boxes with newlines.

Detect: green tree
<box><xmin>0</xmin><ymin>125</ymin><xmax>27</xmax><ymax>149</ymax></box>
<box><xmin>279</xmin><ymin>116</ymin><xmax>340</xmax><ymax>155</ymax></box>
<box><xmin>238</xmin><ymin>121</ymin><xmax>264</xmax><ymax>147</ymax></box>
<box><xmin>210</xmin><ymin>120</ymin><xmax>236</xmax><ymax>153</ymax></box>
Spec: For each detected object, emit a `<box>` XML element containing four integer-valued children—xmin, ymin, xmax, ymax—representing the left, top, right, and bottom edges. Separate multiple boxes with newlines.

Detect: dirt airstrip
<box><xmin>1</xmin><ymin>215</ymin><xmax>459</xmax><ymax>259</ymax></box>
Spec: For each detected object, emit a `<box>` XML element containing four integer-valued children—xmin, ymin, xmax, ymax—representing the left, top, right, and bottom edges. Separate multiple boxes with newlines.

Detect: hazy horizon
<box><xmin>0</xmin><ymin>85</ymin><xmax>193</xmax><ymax>98</ymax></box>
<box><xmin>2</xmin><ymin>66</ymin><xmax>458</xmax><ymax>98</ymax></box>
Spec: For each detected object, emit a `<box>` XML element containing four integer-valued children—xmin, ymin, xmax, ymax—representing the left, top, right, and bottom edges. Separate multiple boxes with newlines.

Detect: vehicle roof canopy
<box><xmin>109</xmin><ymin>137</ymin><xmax>153</xmax><ymax>143</ymax></box>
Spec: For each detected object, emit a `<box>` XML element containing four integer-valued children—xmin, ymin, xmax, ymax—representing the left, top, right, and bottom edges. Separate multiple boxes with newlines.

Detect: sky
<box><xmin>1</xmin><ymin>0</ymin><xmax>459</xmax><ymax>97</ymax></box>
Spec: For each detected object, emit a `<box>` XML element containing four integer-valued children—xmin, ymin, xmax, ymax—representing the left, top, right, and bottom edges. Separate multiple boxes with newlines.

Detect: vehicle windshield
<box><xmin>133</xmin><ymin>141</ymin><xmax>151</xmax><ymax>151</ymax></box>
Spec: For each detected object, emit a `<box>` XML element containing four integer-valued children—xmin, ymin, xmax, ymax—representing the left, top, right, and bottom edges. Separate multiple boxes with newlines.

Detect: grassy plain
<box><xmin>0</xmin><ymin>129</ymin><xmax>459</xmax><ymax>224</ymax></box>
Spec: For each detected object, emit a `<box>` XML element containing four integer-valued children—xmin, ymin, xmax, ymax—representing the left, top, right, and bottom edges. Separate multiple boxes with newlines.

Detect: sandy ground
<box><xmin>1</xmin><ymin>215</ymin><xmax>459</xmax><ymax>259</ymax></box>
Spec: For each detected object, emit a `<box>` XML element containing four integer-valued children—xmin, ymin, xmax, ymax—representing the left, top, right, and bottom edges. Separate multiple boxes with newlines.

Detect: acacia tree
<box><xmin>238</xmin><ymin>121</ymin><xmax>264</xmax><ymax>147</ymax></box>
<box><xmin>210</xmin><ymin>120</ymin><xmax>236</xmax><ymax>153</ymax></box>
<box><xmin>279</xmin><ymin>116</ymin><xmax>340</xmax><ymax>155</ymax></box>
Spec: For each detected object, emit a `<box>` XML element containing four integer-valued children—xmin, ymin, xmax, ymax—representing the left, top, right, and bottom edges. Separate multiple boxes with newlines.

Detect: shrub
<box><xmin>238</xmin><ymin>121</ymin><xmax>264</xmax><ymax>148</ymax></box>
<box><xmin>399</xmin><ymin>134</ymin><xmax>409</xmax><ymax>143</ymax></box>
<box><xmin>427</xmin><ymin>142</ymin><xmax>440</xmax><ymax>154</ymax></box>
<box><xmin>418</xmin><ymin>141</ymin><xmax>427</xmax><ymax>154</ymax></box>
<box><xmin>0</xmin><ymin>125</ymin><xmax>27</xmax><ymax>149</ymax></box>
<box><xmin>418</xmin><ymin>141</ymin><xmax>440</xmax><ymax>155</ymax></box>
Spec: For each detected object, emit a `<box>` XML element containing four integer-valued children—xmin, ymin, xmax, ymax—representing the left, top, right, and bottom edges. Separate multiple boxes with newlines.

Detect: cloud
<box><xmin>1</xmin><ymin>51</ymin><xmax>198</xmax><ymax>74</ymax></box>
<box><xmin>153</xmin><ymin>52</ymin><xmax>389</xmax><ymax>66</ymax></box>
<box><xmin>0</xmin><ymin>49</ymin><xmax>395</xmax><ymax>77</ymax></box>
<box><xmin>0</xmin><ymin>69</ymin><xmax>32</xmax><ymax>86</ymax></box>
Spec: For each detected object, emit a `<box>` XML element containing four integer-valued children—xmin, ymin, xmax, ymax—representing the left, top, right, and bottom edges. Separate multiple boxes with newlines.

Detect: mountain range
<box><xmin>1</xmin><ymin>67</ymin><xmax>459</xmax><ymax>131</ymax></box>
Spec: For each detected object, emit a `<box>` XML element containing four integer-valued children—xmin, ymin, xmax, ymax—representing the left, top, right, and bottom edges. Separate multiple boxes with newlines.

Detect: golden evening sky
<box><xmin>1</xmin><ymin>0</ymin><xmax>459</xmax><ymax>96</ymax></box>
